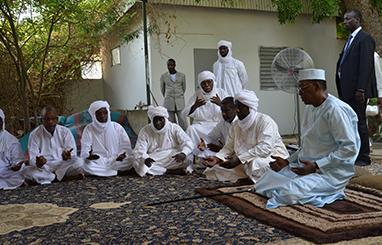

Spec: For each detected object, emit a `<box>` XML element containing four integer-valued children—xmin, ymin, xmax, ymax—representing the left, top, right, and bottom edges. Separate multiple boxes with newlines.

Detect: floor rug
<box><xmin>196</xmin><ymin>184</ymin><xmax>382</xmax><ymax>244</ymax></box>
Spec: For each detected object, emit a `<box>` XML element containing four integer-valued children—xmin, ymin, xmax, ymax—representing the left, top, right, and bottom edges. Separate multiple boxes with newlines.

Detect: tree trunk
<box><xmin>342</xmin><ymin>0</ymin><xmax>382</xmax><ymax>53</ymax></box>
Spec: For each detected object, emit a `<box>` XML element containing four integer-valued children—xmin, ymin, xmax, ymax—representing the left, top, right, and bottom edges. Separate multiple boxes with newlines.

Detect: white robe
<box><xmin>213</xmin><ymin>58</ymin><xmax>248</xmax><ymax>97</ymax></box>
<box><xmin>0</xmin><ymin>130</ymin><xmax>25</xmax><ymax>189</ymax></box>
<box><xmin>256</xmin><ymin>95</ymin><xmax>360</xmax><ymax>208</ymax></box>
<box><xmin>24</xmin><ymin>125</ymin><xmax>83</xmax><ymax>184</ymax></box>
<box><xmin>204</xmin><ymin>113</ymin><xmax>289</xmax><ymax>183</ymax></box>
<box><xmin>195</xmin><ymin>117</ymin><xmax>236</xmax><ymax>159</ymax></box>
<box><xmin>182</xmin><ymin>88</ymin><xmax>228</xmax><ymax>148</ymax></box>
<box><xmin>81</xmin><ymin>121</ymin><xmax>133</xmax><ymax>177</ymax></box>
<box><xmin>133</xmin><ymin>122</ymin><xmax>193</xmax><ymax>177</ymax></box>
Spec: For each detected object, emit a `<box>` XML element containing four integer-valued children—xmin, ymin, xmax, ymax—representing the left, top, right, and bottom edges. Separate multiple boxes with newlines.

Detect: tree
<box><xmin>272</xmin><ymin>0</ymin><xmax>382</xmax><ymax>53</ymax></box>
<box><xmin>0</xmin><ymin>0</ymin><xmax>134</xmax><ymax>131</ymax></box>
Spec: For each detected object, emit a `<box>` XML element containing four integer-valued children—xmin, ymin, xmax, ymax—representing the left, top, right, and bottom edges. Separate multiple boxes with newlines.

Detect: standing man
<box><xmin>213</xmin><ymin>40</ymin><xmax>248</xmax><ymax>97</ymax></box>
<box><xmin>160</xmin><ymin>58</ymin><xmax>187</xmax><ymax>130</ymax></box>
<box><xmin>336</xmin><ymin>9</ymin><xmax>377</xmax><ymax>166</ymax></box>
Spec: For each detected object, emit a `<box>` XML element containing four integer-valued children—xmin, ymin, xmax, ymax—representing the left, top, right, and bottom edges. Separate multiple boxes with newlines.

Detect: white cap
<box><xmin>298</xmin><ymin>68</ymin><xmax>325</xmax><ymax>82</ymax></box>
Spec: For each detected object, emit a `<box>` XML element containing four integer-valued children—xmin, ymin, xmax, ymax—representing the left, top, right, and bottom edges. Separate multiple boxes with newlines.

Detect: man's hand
<box><xmin>197</xmin><ymin>138</ymin><xmax>206</xmax><ymax>151</ymax></box>
<box><xmin>172</xmin><ymin>152</ymin><xmax>186</xmax><ymax>162</ymax></box>
<box><xmin>116</xmin><ymin>152</ymin><xmax>126</xmax><ymax>162</ymax></box>
<box><xmin>62</xmin><ymin>148</ymin><xmax>73</xmax><ymax>161</ymax></box>
<box><xmin>87</xmin><ymin>149</ymin><xmax>100</xmax><ymax>160</ymax></box>
<box><xmin>202</xmin><ymin>156</ymin><xmax>222</xmax><ymax>167</ymax></box>
<box><xmin>144</xmin><ymin>158</ymin><xmax>155</xmax><ymax>168</ymax></box>
<box><xmin>189</xmin><ymin>97</ymin><xmax>207</xmax><ymax>115</ymax></box>
<box><xmin>220</xmin><ymin>154</ymin><xmax>241</xmax><ymax>169</ymax></box>
<box><xmin>355</xmin><ymin>90</ymin><xmax>365</xmax><ymax>104</ymax></box>
<box><xmin>10</xmin><ymin>161</ymin><xmax>24</xmax><ymax>171</ymax></box>
<box><xmin>291</xmin><ymin>159</ymin><xmax>318</xmax><ymax>176</ymax></box>
<box><xmin>207</xmin><ymin>143</ymin><xmax>222</xmax><ymax>152</ymax></box>
<box><xmin>210</xmin><ymin>94</ymin><xmax>222</xmax><ymax>107</ymax></box>
<box><xmin>269</xmin><ymin>155</ymin><xmax>289</xmax><ymax>172</ymax></box>
<box><xmin>36</xmin><ymin>156</ymin><xmax>47</xmax><ymax>168</ymax></box>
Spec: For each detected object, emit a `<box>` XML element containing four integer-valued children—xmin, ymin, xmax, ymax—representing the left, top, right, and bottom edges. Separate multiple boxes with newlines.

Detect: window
<box><xmin>259</xmin><ymin>46</ymin><xmax>286</xmax><ymax>90</ymax></box>
<box><xmin>111</xmin><ymin>46</ymin><xmax>121</xmax><ymax>66</ymax></box>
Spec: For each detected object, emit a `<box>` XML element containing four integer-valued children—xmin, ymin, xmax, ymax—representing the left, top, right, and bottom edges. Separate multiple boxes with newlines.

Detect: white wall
<box><xmin>103</xmin><ymin>33</ymin><xmax>147</xmax><ymax>110</ymax></box>
<box><xmin>148</xmin><ymin>6</ymin><xmax>344</xmax><ymax>134</ymax></box>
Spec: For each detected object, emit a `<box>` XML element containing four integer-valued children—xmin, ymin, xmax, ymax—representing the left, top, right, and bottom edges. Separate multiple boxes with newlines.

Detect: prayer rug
<box><xmin>196</xmin><ymin>184</ymin><xmax>382</xmax><ymax>244</ymax></box>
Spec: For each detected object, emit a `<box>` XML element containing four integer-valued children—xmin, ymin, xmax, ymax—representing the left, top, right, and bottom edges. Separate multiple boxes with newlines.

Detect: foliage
<box><xmin>0</xmin><ymin>0</ymin><xmax>134</xmax><ymax>132</ymax></box>
<box><xmin>272</xmin><ymin>0</ymin><xmax>303</xmax><ymax>24</ymax></box>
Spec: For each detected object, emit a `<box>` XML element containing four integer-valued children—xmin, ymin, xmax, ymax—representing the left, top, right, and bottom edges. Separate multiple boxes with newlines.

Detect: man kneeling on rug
<box><xmin>256</xmin><ymin>68</ymin><xmax>360</xmax><ymax>208</ymax></box>
<box><xmin>133</xmin><ymin>106</ymin><xmax>194</xmax><ymax>176</ymax></box>
<box><xmin>202</xmin><ymin>90</ymin><xmax>289</xmax><ymax>183</ymax></box>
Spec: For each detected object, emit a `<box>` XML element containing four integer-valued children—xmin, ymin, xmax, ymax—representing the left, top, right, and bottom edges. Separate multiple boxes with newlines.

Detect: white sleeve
<box><xmin>117</xmin><ymin>124</ymin><xmax>132</xmax><ymax>155</ymax></box>
<box><xmin>236</xmin><ymin>60</ymin><xmax>248</xmax><ymax>89</ymax></box>
<box><xmin>27</xmin><ymin>130</ymin><xmax>40</xmax><ymax>166</ymax></box>
<box><xmin>63</xmin><ymin>127</ymin><xmax>77</xmax><ymax>158</ymax></box>
<box><xmin>9</xmin><ymin>142</ymin><xmax>24</xmax><ymax>166</ymax></box>
<box><xmin>374</xmin><ymin>53</ymin><xmax>382</xmax><ymax>97</ymax></box>
<box><xmin>133</xmin><ymin>128</ymin><xmax>150</xmax><ymax>160</ymax></box>
<box><xmin>174</xmin><ymin>125</ymin><xmax>193</xmax><ymax>156</ymax></box>
<box><xmin>80</xmin><ymin>126</ymin><xmax>92</xmax><ymax>158</ymax></box>
<box><xmin>215</xmin><ymin>126</ymin><xmax>235</xmax><ymax>160</ymax></box>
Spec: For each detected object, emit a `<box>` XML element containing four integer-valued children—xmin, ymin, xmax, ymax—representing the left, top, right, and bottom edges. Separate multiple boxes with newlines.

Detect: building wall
<box><xmin>148</xmin><ymin>5</ymin><xmax>344</xmax><ymax>134</ymax></box>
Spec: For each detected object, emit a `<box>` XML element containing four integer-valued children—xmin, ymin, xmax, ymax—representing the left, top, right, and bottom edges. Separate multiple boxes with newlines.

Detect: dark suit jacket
<box><xmin>336</xmin><ymin>30</ymin><xmax>377</xmax><ymax>99</ymax></box>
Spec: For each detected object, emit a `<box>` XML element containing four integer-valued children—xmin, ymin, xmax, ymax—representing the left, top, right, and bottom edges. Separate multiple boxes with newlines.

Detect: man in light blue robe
<box><xmin>256</xmin><ymin>68</ymin><xmax>360</xmax><ymax>208</ymax></box>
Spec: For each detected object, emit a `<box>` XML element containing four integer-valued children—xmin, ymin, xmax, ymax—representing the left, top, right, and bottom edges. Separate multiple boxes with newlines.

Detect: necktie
<box><xmin>340</xmin><ymin>35</ymin><xmax>353</xmax><ymax>65</ymax></box>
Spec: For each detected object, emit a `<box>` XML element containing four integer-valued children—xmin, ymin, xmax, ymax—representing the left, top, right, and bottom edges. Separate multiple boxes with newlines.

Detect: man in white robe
<box><xmin>81</xmin><ymin>101</ymin><xmax>133</xmax><ymax>177</ymax></box>
<box><xmin>0</xmin><ymin>109</ymin><xmax>25</xmax><ymax>190</ymax></box>
<box><xmin>133</xmin><ymin>106</ymin><xmax>194</xmax><ymax>177</ymax></box>
<box><xmin>256</xmin><ymin>69</ymin><xmax>360</xmax><ymax>208</ymax></box>
<box><xmin>196</xmin><ymin>96</ymin><xmax>237</xmax><ymax>158</ymax></box>
<box><xmin>182</xmin><ymin>71</ymin><xmax>228</xmax><ymax>150</ymax></box>
<box><xmin>23</xmin><ymin>106</ymin><xmax>84</xmax><ymax>185</ymax></box>
<box><xmin>213</xmin><ymin>40</ymin><xmax>248</xmax><ymax>96</ymax></box>
<box><xmin>203</xmin><ymin>90</ymin><xmax>289</xmax><ymax>183</ymax></box>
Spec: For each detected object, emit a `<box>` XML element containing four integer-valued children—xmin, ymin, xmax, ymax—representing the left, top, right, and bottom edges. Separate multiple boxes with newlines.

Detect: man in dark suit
<box><xmin>336</xmin><ymin>9</ymin><xmax>377</xmax><ymax>166</ymax></box>
<box><xmin>160</xmin><ymin>59</ymin><xmax>187</xmax><ymax>130</ymax></box>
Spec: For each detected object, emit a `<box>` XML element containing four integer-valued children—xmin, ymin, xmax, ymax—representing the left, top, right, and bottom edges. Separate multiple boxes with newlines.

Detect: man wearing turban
<box><xmin>80</xmin><ymin>101</ymin><xmax>133</xmax><ymax>177</ymax></box>
<box><xmin>0</xmin><ymin>109</ymin><xmax>25</xmax><ymax>189</ymax></box>
<box><xmin>203</xmin><ymin>90</ymin><xmax>289</xmax><ymax>183</ymax></box>
<box><xmin>182</xmin><ymin>71</ymin><xmax>228</xmax><ymax>163</ymax></box>
<box><xmin>213</xmin><ymin>40</ymin><xmax>248</xmax><ymax>97</ymax></box>
<box><xmin>256</xmin><ymin>69</ymin><xmax>360</xmax><ymax>208</ymax></box>
<box><xmin>133</xmin><ymin>106</ymin><xmax>193</xmax><ymax>176</ymax></box>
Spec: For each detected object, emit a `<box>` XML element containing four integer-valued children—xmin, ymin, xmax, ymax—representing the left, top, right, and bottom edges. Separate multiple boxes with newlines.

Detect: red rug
<box><xmin>196</xmin><ymin>184</ymin><xmax>382</xmax><ymax>244</ymax></box>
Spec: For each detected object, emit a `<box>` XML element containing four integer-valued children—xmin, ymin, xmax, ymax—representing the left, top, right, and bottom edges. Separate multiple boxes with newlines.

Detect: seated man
<box><xmin>81</xmin><ymin>100</ymin><xmax>133</xmax><ymax>177</ymax></box>
<box><xmin>24</xmin><ymin>106</ymin><xmax>84</xmax><ymax>185</ymax></box>
<box><xmin>203</xmin><ymin>90</ymin><xmax>289</xmax><ymax>183</ymax></box>
<box><xmin>133</xmin><ymin>106</ymin><xmax>194</xmax><ymax>177</ymax></box>
<box><xmin>256</xmin><ymin>69</ymin><xmax>360</xmax><ymax>208</ymax></box>
<box><xmin>0</xmin><ymin>109</ymin><xmax>25</xmax><ymax>190</ymax></box>
<box><xmin>182</xmin><ymin>71</ymin><xmax>228</xmax><ymax>148</ymax></box>
<box><xmin>196</xmin><ymin>96</ymin><xmax>237</xmax><ymax>158</ymax></box>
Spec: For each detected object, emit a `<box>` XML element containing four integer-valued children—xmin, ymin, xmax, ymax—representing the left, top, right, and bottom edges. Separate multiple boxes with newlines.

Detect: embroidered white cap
<box><xmin>298</xmin><ymin>68</ymin><xmax>326</xmax><ymax>81</ymax></box>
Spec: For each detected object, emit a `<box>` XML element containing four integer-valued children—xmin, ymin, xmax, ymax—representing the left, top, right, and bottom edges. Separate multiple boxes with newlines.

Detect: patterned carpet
<box><xmin>0</xmin><ymin>174</ymin><xmax>293</xmax><ymax>244</ymax></box>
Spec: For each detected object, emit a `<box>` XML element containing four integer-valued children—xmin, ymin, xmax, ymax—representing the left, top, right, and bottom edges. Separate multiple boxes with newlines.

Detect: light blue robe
<box><xmin>256</xmin><ymin>94</ymin><xmax>360</xmax><ymax>208</ymax></box>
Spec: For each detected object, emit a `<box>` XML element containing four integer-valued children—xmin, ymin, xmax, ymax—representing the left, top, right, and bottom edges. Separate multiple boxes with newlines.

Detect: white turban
<box><xmin>88</xmin><ymin>100</ymin><xmax>111</xmax><ymax>130</ymax></box>
<box><xmin>234</xmin><ymin>90</ymin><xmax>259</xmax><ymax>111</ymax></box>
<box><xmin>147</xmin><ymin>105</ymin><xmax>169</xmax><ymax>121</ymax></box>
<box><xmin>197</xmin><ymin>71</ymin><xmax>217</xmax><ymax>101</ymax></box>
<box><xmin>217</xmin><ymin>40</ymin><xmax>233</xmax><ymax>63</ymax></box>
<box><xmin>198</xmin><ymin>70</ymin><xmax>215</xmax><ymax>86</ymax></box>
<box><xmin>0</xmin><ymin>109</ymin><xmax>4</xmax><ymax>130</ymax></box>
<box><xmin>147</xmin><ymin>106</ymin><xmax>170</xmax><ymax>134</ymax></box>
<box><xmin>217</xmin><ymin>40</ymin><xmax>232</xmax><ymax>50</ymax></box>
<box><xmin>234</xmin><ymin>90</ymin><xmax>259</xmax><ymax>130</ymax></box>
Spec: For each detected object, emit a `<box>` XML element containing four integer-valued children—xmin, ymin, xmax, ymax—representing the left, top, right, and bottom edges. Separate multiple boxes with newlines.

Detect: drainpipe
<box><xmin>142</xmin><ymin>0</ymin><xmax>151</xmax><ymax>106</ymax></box>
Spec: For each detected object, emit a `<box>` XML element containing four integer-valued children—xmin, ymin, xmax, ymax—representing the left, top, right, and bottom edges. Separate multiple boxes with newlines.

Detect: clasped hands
<box><xmin>270</xmin><ymin>156</ymin><xmax>318</xmax><ymax>175</ymax></box>
<box><xmin>202</xmin><ymin>153</ymin><xmax>241</xmax><ymax>169</ymax></box>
